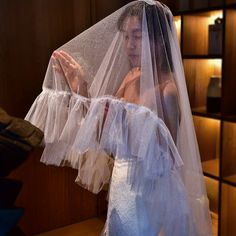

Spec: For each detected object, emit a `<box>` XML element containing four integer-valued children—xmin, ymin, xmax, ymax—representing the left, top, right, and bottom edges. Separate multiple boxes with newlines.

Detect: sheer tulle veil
<box><xmin>25</xmin><ymin>0</ymin><xmax>213</xmax><ymax>235</ymax></box>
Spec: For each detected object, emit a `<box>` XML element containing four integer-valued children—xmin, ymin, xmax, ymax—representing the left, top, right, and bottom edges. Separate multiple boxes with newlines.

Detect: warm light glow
<box><xmin>213</xmin><ymin>59</ymin><xmax>222</xmax><ymax>76</ymax></box>
<box><xmin>209</xmin><ymin>59</ymin><xmax>222</xmax><ymax>76</ymax></box>
<box><xmin>194</xmin><ymin>116</ymin><xmax>220</xmax><ymax>134</ymax></box>
<box><xmin>204</xmin><ymin>176</ymin><xmax>219</xmax><ymax>213</ymax></box>
<box><xmin>174</xmin><ymin>16</ymin><xmax>181</xmax><ymax>43</ymax></box>
<box><xmin>204</xmin><ymin>118</ymin><xmax>220</xmax><ymax>129</ymax></box>
<box><xmin>208</xmin><ymin>11</ymin><xmax>223</xmax><ymax>25</ymax></box>
<box><xmin>175</xmin><ymin>19</ymin><xmax>181</xmax><ymax>32</ymax></box>
<box><xmin>204</xmin><ymin>176</ymin><xmax>218</xmax><ymax>198</ymax></box>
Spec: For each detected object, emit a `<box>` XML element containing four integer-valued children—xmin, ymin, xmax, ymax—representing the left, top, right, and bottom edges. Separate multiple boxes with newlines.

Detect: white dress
<box><xmin>103</xmin><ymin>159</ymin><xmax>197</xmax><ymax>236</ymax></box>
<box><xmin>26</xmin><ymin>95</ymin><xmax>198</xmax><ymax>235</ymax></box>
<box><xmin>99</xmin><ymin>101</ymin><xmax>197</xmax><ymax>236</ymax></box>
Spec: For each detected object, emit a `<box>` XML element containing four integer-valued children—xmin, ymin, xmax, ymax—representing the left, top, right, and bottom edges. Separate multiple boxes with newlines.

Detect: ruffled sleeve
<box><xmin>25</xmin><ymin>91</ymin><xmax>183</xmax><ymax>194</ymax></box>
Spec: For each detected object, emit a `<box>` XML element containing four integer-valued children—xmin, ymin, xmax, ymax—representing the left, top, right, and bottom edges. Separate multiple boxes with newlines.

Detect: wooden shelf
<box><xmin>192</xmin><ymin>107</ymin><xmax>222</xmax><ymax>120</ymax></box>
<box><xmin>192</xmin><ymin>108</ymin><xmax>236</xmax><ymax>122</ymax></box>
<box><xmin>222</xmin><ymin>115</ymin><xmax>236</xmax><ymax>123</ymax></box>
<box><xmin>183</xmin><ymin>54</ymin><xmax>222</xmax><ymax>59</ymax></box>
<box><xmin>223</xmin><ymin>174</ymin><xmax>236</xmax><ymax>185</ymax></box>
<box><xmin>202</xmin><ymin>159</ymin><xmax>219</xmax><ymax>177</ymax></box>
<box><xmin>193</xmin><ymin>116</ymin><xmax>220</xmax><ymax>170</ymax></box>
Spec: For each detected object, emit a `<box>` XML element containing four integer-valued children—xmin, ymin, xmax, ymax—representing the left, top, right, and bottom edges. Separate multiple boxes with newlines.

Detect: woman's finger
<box><xmin>59</xmin><ymin>51</ymin><xmax>83</xmax><ymax>71</ymax></box>
<box><xmin>53</xmin><ymin>51</ymin><xmax>70</xmax><ymax>69</ymax></box>
<box><xmin>52</xmin><ymin>64</ymin><xmax>63</xmax><ymax>74</ymax></box>
<box><xmin>59</xmin><ymin>50</ymin><xmax>77</xmax><ymax>65</ymax></box>
<box><xmin>51</xmin><ymin>56</ymin><xmax>63</xmax><ymax>73</ymax></box>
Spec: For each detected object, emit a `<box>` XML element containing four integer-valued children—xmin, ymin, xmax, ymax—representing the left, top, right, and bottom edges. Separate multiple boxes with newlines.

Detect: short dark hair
<box><xmin>117</xmin><ymin>1</ymin><xmax>173</xmax><ymax>73</ymax></box>
<box><xmin>117</xmin><ymin>2</ymin><xmax>144</xmax><ymax>31</ymax></box>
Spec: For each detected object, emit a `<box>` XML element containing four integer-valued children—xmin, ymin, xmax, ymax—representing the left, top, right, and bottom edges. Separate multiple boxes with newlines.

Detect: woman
<box><xmin>52</xmin><ymin>2</ymin><xmax>179</xmax><ymax>142</ymax></box>
<box><xmin>26</xmin><ymin>1</ymin><xmax>212</xmax><ymax>235</ymax></box>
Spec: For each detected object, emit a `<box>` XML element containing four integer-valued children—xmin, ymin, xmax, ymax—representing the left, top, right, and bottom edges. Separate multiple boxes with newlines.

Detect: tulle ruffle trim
<box><xmin>25</xmin><ymin>89</ymin><xmax>183</xmax><ymax>194</ymax></box>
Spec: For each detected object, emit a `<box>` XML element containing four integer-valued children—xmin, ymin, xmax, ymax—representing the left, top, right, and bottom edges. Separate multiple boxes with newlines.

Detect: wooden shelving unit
<box><xmin>174</xmin><ymin>1</ymin><xmax>236</xmax><ymax>235</ymax></box>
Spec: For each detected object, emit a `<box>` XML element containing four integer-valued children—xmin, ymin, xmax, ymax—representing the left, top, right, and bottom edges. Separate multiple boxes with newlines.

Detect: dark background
<box><xmin>0</xmin><ymin>0</ymin><xmax>174</xmax><ymax>235</ymax></box>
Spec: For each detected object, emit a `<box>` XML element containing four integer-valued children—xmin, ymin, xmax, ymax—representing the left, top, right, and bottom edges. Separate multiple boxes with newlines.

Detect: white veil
<box><xmin>25</xmin><ymin>1</ymin><xmax>212</xmax><ymax>235</ymax></box>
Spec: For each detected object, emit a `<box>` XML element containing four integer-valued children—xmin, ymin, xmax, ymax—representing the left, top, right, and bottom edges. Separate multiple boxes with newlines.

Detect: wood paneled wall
<box><xmin>10</xmin><ymin>148</ymin><xmax>98</xmax><ymax>235</ymax></box>
<box><xmin>0</xmin><ymin>0</ymin><xmax>91</xmax><ymax>118</ymax></box>
<box><xmin>0</xmin><ymin>0</ymin><xmax>176</xmax><ymax>118</ymax></box>
<box><xmin>0</xmin><ymin>0</ymin><xmax>124</xmax><ymax>235</ymax></box>
<box><xmin>0</xmin><ymin>1</ymin><xmax>175</xmax><ymax>235</ymax></box>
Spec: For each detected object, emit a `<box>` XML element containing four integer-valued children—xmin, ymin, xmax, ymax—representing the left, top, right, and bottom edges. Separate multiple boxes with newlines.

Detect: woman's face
<box><xmin>122</xmin><ymin>16</ymin><xmax>142</xmax><ymax>68</ymax></box>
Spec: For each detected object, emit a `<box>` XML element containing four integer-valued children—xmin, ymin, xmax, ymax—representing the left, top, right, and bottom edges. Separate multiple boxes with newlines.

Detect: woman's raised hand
<box><xmin>52</xmin><ymin>50</ymin><xmax>87</xmax><ymax>96</ymax></box>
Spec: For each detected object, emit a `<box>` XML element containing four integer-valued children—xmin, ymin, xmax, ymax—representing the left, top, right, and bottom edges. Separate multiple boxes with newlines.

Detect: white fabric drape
<box><xmin>26</xmin><ymin>1</ymin><xmax>213</xmax><ymax>235</ymax></box>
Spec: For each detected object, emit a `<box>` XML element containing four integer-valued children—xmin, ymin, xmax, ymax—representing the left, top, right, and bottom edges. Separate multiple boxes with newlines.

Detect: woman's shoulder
<box><xmin>160</xmin><ymin>75</ymin><xmax>179</xmax><ymax>105</ymax></box>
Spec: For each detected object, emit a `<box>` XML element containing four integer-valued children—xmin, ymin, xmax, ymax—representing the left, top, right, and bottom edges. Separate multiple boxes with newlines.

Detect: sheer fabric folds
<box><xmin>26</xmin><ymin>0</ymin><xmax>213</xmax><ymax>235</ymax></box>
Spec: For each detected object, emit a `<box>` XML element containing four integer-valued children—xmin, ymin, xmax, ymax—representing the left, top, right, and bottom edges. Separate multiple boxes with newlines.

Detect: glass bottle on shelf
<box><xmin>207</xmin><ymin>75</ymin><xmax>221</xmax><ymax>113</ymax></box>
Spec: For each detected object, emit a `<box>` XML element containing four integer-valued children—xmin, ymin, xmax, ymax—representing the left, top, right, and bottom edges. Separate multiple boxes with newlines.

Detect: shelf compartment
<box><xmin>221</xmin><ymin>115</ymin><xmax>236</xmax><ymax>123</ymax></box>
<box><xmin>202</xmin><ymin>159</ymin><xmax>220</xmax><ymax>177</ymax></box>
<box><xmin>182</xmin><ymin>10</ymin><xmax>223</xmax><ymax>56</ymax></box>
<box><xmin>192</xmin><ymin>107</ymin><xmax>222</xmax><ymax>120</ymax></box>
<box><xmin>193</xmin><ymin>116</ymin><xmax>220</xmax><ymax>177</ymax></box>
<box><xmin>205</xmin><ymin>176</ymin><xmax>219</xmax><ymax>213</ymax></box>
<box><xmin>222</xmin><ymin>122</ymin><xmax>236</xmax><ymax>184</ymax></box>
<box><xmin>204</xmin><ymin>176</ymin><xmax>219</xmax><ymax>236</ymax></box>
<box><xmin>223</xmin><ymin>175</ymin><xmax>236</xmax><ymax>186</ymax></box>
<box><xmin>221</xmin><ymin>184</ymin><xmax>236</xmax><ymax>236</ymax></box>
<box><xmin>183</xmin><ymin>55</ymin><xmax>222</xmax><ymax>59</ymax></box>
<box><xmin>184</xmin><ymin>59</ymin><xmax>222</xmax><ymax>109</ymax></box>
